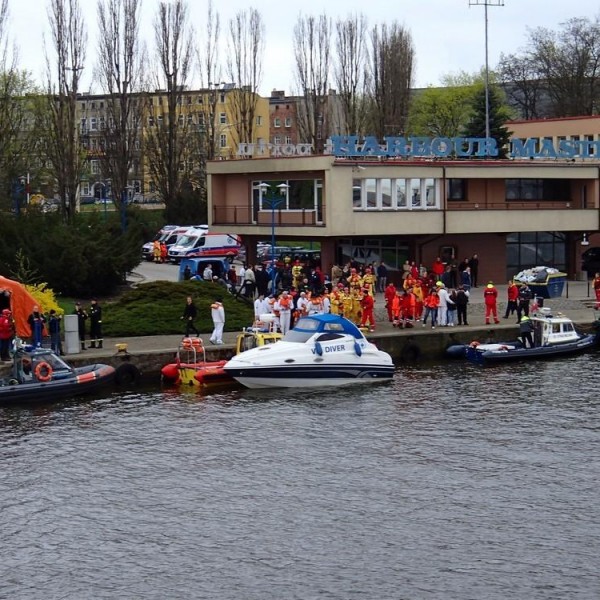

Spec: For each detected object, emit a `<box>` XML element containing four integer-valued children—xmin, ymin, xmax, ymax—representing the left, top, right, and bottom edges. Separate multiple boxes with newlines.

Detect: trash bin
<box><xmin>63</xmin><ymin>314</ymin><xmax>80</xmax><ymax>354</ymax></box>
<box><xmin>528</xmin><ymin>273</ymin><xmax>567</xmax><ymax>299</ymax></box>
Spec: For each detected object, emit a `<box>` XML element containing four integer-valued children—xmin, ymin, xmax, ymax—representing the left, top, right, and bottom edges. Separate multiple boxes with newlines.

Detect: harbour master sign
<box><xmin>237</xmin><ymin>136</ymin><xmax>600</xmax><ymax>160</ymax></box>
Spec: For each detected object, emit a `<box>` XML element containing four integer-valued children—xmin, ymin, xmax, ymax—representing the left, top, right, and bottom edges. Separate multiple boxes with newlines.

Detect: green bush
<box><xmin>100</xmin><ymin>281</ymin><xmax>253</xmax><ymax>337</ymax></box>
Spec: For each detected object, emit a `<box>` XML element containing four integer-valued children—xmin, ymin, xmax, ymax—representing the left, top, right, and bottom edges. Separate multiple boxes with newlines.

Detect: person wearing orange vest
<box><xmin>391</xmin><ymin>290</ymin><xmax>403</xmax><ymax>327</ymax></box>
<box><xmin>160</xmin><ymin>241</ymin><xmax>168</xmax><ymax>263</ymax></box>
<box><xmin>401</xmin><ymin>289</ymin><xmax>416</xmax><ymax>326</ymax></box>
<box><xmin>153</xmin><ymin>240</ymin><xmax>161</xmax><ymax>263</ymax></box>
<box><xmin>484</xmin><ymin>281</ymin><xmax>500</xmax><ymax>324</ymax></box>
<box><xmin>276</xmin><ymin>290</ymin><xmax>293</xmax><ymax>335</ymax></box>
<box><xmin>359</xmin><ymin>288</ymin><xmax>375</xmax><ymax>331</ymax></box>
<box><xmin>422</xmin><ymin>289</ymin><xmax>440</xmax><ymax>329</ymax></box>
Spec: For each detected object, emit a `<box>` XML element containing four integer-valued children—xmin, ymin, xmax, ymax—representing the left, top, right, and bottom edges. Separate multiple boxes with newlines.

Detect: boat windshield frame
<box><xmin>282</xmin><ymin>315</ymin><xmax>365</xmax><ymax>344</ymax></box>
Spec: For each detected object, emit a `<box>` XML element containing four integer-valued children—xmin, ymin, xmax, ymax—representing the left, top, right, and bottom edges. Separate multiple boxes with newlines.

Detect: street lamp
<box><xmin>258</xmin><ymin>181</ymin><xmax>290</xmax><ymax>293</ymax></box>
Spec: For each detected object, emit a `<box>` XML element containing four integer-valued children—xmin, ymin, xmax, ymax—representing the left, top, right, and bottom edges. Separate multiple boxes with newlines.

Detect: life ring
<box><xmin>400</xmin><ymin>342</ymin><xmax>422</xmax><ymax>363</ymax></box>
<box><xmin>35</xmin><ymin>361</ymin><xmax>53</xmax><ymax>382</ymax></box>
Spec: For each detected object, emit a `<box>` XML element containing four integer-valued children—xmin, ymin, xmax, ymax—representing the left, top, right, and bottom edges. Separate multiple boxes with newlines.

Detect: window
<box><xmin>157</xmin><ymin>115</ymin><xmax>163</xmax><ymax>126</ymax></box>
<box><xmin>352</xmin><ymin>179</ymin><xmax>362</xmax><ymax>209</ymax></box>
<box><xmin>148</xmin><ymin>116</ymin><xmax>155</xmax><ymax>127</ymax></box>
<box><xmin>99</xmin><ymin>117</ymin><xmax>105</xmax><ymax>130</ymax></box>
<box><xmin>285</xmin><ymin>136</ymin><xmax>293</xmax><ymax>145</ymax></box>
<box><xmin>219</xmin><ymin>112</ymin><xmax>227</xmax><ymax>124</ymax></box>
<box><xmin>274</xmin><ymin>136</ymin><xmax>281</xmax><ymax>144</ymax></box>
<box><xmin>447</xmin><ymin>178</ymin><xmax>466</xmax><ymax>201</ymax></box>
<box><xmin>81</xmin><ymin>183</ymin><xmax>90</xmax><ymax>196</ymax></box>
<box><xmin>285</xmin><ymin>117</ymin><xmax>292</xmax><ymax>127</ymax></box>
<box><xmin>91</xmin><ymin>160</ymin><xmax>99</xmax><ymax>175</ymax></box>
<box><xmin>365</xmin><ymin>179</ymin><xmax>377</xmax><ymax>208</ymax></box>
<box><xmin>220</xmin><ymin>134</ymin><xmax>227</xmax><ymax>148</ymax></box>
<box><xmin>274</xmin><ymin>117</ymin><xmax>281</xmax><ymax>128</ymax></box>
<box><xmin>80</xmin><ymin>118</ymin><xmax>87</xmax><ymax>133</ymax></box>
<box><xmin>220</xmin><ymin>92</ymin><xmax>225</xmax><ymax>103</ymax></box>
<box><xmin>255</xmin><ymin>178</ymin><xmax>322</xmax><ymax>212</ymax></box>
<box><xmin>410</xmin><ymin>179</ymin><xmax>421</xmax><ymax>208</ymax></box>
<box><xmin>425</xmin><ymin>179</ymin><xmax>436</xmax><ymax>207</ymax></box>
<box><xmin>90</xmin><ymin>117</ymin><xmax>97</xmax><ymax>131</ymax></box>
<box><xmin>395</xmin><ymin>179</ymin><xmax>407</xmax><ymax>207</ymax></box>
<box><xmin>256</xmin><ymin>115</ymin><xmax>263</xmax><ymax>126</ymax></box>
<box><xmin>381</xmin><ymin>179</ymin><xmax>392</xmax><ymax>209</ymax></box>
<box><xmin>505</xmin><ymin>179</ymin><xmax>570</xmax><ymax>201</ymax></box>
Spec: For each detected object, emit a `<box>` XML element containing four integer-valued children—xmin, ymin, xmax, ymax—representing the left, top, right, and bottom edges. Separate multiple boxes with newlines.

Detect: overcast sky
<box><xmin>10</xmin><ymin>0</ymin><xmax>599</xmax><ymax>95</ymax></box>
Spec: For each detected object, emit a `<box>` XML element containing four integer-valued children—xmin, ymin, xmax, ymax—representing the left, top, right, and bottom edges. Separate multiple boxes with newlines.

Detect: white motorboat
<box><xmin>223</xmin><ymin>314</ymin><xmax>395</xmax><ymax>389</ymax></box>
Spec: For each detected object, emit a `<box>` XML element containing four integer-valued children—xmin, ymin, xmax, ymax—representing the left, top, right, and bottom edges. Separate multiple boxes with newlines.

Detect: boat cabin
<box><xmin>532</xmin><ymin>308</ymin><xmax>579</xmax><ymax>347</ymax></box>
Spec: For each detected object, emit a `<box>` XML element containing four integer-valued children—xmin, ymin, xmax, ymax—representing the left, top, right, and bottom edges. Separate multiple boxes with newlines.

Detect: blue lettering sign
<box><xmin>324</xmin><ymin>344</ymin><xmax>345</xmax><ymax>353</ymax></box>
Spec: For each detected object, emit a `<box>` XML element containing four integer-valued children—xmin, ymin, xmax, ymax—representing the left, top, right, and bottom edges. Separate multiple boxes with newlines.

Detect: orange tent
<box><xmin>0</xmin><ymin>276</ymin><xmax>40</xmax><ymax>338</ymax></box>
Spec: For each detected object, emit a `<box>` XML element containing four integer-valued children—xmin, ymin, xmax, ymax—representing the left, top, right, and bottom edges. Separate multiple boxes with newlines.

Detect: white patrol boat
<box><xmin>223</xmin><ymin>314</ymin><xmax>394</xmax><ymax>389</ymax></box>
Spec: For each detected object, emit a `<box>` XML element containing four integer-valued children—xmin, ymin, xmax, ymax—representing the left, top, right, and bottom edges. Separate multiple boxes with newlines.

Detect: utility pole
<box><xmin>469</xmin><ymin>0</ymin><xmax>504</xmax><ymax>153</ymax></box>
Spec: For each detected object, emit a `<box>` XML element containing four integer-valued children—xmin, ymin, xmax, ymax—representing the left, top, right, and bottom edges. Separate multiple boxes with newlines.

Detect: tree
<box><xmin>333</xmin><ymin>13</ymin><xmax>369</xmax><ymax>136</ymax></box>
<box><xmin>408</xmin><ymin>72</ymin><xmax>480</xmax><ymax>137</ymax></box>
<box><xmin>463</xmin><ymin>84</ymin><xmax>513</xmax><ymax>158</ymax></box>
<box><xmin>96</xmin><ymin>0</ymin><xmax>146</xmax><ymax>211</ymax></box>
<box><xmin>368</xmin><ymin>22</ymin><xmax>414</xmax><ymax>138</ymax></box>
<box><xmin>226</xmin><ymin>8</ymin><xmax>264</xmax><ymax>151</ymax></box>
<box><xmin>145</xmin><ymin>0</ymin><xmax>196</xmax><ymax>219</ymax></box>
<box><xmin>43</xmin><ymin>0</ymin><xmax>87</xmax><ymax>222</ymax></box>
<box><xmin>496</xmin><ymin>52</ymin><xmax>544</xmax><ymax>119</ymax></box>
<box><xmin>293</xmin><ymin>13</ymin><xmax>332</xmax><ymax>152</ymax></box>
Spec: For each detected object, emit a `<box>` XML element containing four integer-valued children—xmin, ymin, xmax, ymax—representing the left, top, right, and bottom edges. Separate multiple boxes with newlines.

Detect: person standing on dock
<box><xmin>74</xmin><ymin>302</ymin><xmax>88</xmax><ymax>351</ymax></box>
<box><xmin>89</xmin><ymin>299</ymin><xmax>103</xmax><ymax>349</ymax></box>
<box><xmin>593</xmin><ymin>273</ymin><xmax>600</xmax><ymax>309</ymax></box>
<box><xmin>181</xmin><ymin>296</ymin><xmax>200</xmax><ymax>337</ymax></box>
<box><xmin>484</xmin><ymin>282</ymin><xmax>500</xmax><ymax>325</ymax></box>
<box><xmin>210</xmin><ymin>298</ymin><xmax>225</xmax><ymax>345</ymax></box>
<box><xmin>27</xmin><ymin>305</ymin><xmax>46</xmax><ymax>347</ymax></box>
<box><xmin>504</xmin><ymin>280</ymin><xmax>519</xmax><ymax>320</ymax></box>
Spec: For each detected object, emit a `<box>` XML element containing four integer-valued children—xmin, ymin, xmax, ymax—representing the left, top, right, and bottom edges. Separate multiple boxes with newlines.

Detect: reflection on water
<box><xmin>1</xmin><ymin>356</ymin><xmax>599</xmax><ymax>599</ymax></box>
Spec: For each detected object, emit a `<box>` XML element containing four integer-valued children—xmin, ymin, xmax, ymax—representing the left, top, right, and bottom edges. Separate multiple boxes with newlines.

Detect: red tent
<box><xmin>0</xmin><ymin>276</ymin><xmax>40</xmax><ymax>338</ymax></box>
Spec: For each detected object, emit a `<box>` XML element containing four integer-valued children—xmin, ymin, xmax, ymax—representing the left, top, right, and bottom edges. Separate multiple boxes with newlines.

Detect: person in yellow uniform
<box><xmin>330</xmin><ymin>283</ymin><xmax>343</xmax><ymax>315</ymax></box>
<box><xmin>341</xmin><ymin>286</ymin><xmax>353</xmax><ymax>320</ymax></box>
<box><xmin>292</xmin><ymin>260</ymin><xmax>304</xmax><ymax>290</ymax></box>
<box><xmin>361</xmin><ymin>267</ymin><xmax>376</xmax><ymax>296</ymax></box>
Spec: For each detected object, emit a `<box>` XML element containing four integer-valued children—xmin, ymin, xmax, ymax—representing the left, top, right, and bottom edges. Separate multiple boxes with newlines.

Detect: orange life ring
<box><xmin>35</xmin><ymin>361</ymin><xmax>53</xmax><ymax>382</ymax></box>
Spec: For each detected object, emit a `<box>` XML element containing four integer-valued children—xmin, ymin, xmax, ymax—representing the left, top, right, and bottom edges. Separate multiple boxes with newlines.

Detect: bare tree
<box><xmin>96</xmin><ymin>0</ymin><xmax>146</xmax><ymax>209</ymax></box>
<box><xmin>197</xmin><ymin>0</ymin><xmax>222</xmax><ymax>162</ymax></box>
<box><xmin>528</xmin><ymin>17</ymin><xmax>600</xmax><ymax>117</ymax></box>
<box><xmin>368</xmin><ymin>22</ymin><xmax>414</xmax><ymax>138</ymax></box>
<box><xmin>44</xmin><ymin>0</ymin><xmax>87</xmax><ymax>221</ymax></box>
<box><xmin>226</xmin><ymin>8</ymin><xmax>264</xmax><ymax>151</ymax></box>
<box><xmin>333</xmin><ymin>13</ymin><xmax>369</xmax><ymax>136</ymax></box>
<box><xmin>497</xmin><ymin>53</ymin><xmax>543</xmax><ymax>119</ymax></box>
<box><xmin>293</xmin><ymin>13</ymin><xmax>331</xmax><ymax>152</ymax></box>
<box><xmin>145</xmin><ymin>0</ymin><xmax>194</xmax><ymax>210</ymax></box>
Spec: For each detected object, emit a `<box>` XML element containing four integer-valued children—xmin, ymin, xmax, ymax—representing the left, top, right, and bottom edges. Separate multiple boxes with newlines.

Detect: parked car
<box><xmin>168</xmin><ymin>232</ymin><xmax>242</xmax><ymax>264</ymax></box>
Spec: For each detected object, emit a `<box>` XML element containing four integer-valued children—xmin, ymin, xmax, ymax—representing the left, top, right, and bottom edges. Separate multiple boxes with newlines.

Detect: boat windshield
<box><xmin>283</xmin><ymin>316</ymin><xmax>364</xmax><ymax>344</ymax></box>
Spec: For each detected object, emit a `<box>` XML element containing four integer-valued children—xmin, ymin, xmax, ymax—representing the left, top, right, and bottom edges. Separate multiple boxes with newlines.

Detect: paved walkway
<box><xmin>66</xmin><ymin>280</ymin><xmax>599</xmax><ymax>359</ymax></box>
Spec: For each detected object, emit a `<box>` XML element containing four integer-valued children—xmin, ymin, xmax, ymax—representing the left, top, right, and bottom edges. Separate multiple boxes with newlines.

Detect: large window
<box><xmin>254</xmin><ymin>179</ymin><xmax>323</xmax><ymax>217</ymax></box>
<box><xmin>506</xmin><ymin>231</ymin><xmax>566</xmax><ymax>277</ymax></box>
<box><xmin>353</xmin><ymin>177</ymin><xmax>440</xmax><ymax>210</ymax></box>
<box><xmin>447</xmin><ymin>178</ymin><xmax>466</xmax><ymax>201</ymax></box>
<box><xmin>505</xmin><ymin>179</ymin><xmax>570</xmax><ymax>201</ymax></box>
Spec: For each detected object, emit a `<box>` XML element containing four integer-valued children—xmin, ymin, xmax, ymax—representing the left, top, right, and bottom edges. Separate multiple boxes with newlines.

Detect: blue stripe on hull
<box><xmin>224</xmin><ymin>363</ymin><xmax>395</xmax><ymax>381</ymax></box>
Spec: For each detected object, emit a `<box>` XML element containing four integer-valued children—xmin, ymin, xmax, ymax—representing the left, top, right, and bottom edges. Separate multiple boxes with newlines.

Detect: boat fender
<box><xmin>400</xmin><ymin>342</ymin><xmax>422</xmax><ymax>363</ymax></box>
<box><xmin>35</xmin><ymin>361</ymin><xmax>53</xmax><ymax>382</ymax></box>
<box><xmin>314</xmin><ymin>342</ymin><xmax>323</xmax><ymax>356</ymax></box>
<box><xmin>354</xmin><ymin>342</ymin><xmax>362</xmax><ymax>357</ymax></box>
<box><xmin>115</xmin><ymin>363</ymin><xmax>141</xmax><ymax>387</ymax></box>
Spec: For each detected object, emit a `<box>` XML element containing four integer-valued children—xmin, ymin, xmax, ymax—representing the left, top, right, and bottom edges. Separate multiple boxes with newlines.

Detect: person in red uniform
<box><xmin>359</xmin><ymin>288</ymin><xmax>375</xmax><ymax>331</ymax></box>
<box><xmin>484</xmin><ymin>281</ymin><xmax>500</xmax><ymax>324</ymax></box>
<box><xmin>503</xmin><ymin>279</ymin><xmax>519</xmax><ymax>319</ymax></box>
<box><xmin>384</xmin><ymin>282</ymin><xmax>397</xmax><ymax>322</ymax></box>
<box><xmin>593</xmin><ymin>272</ymin><xmax>600</xmax><ymax>309</ymax></box>
<box><xmin>432</xmin><ymin>257</ymin><xmax>445</xmax><ymax>281</ymax></box>
<box><xmin>0</xmin><ymin>308</ymin><xmax>15</xmax><ymax>362</ymax></box>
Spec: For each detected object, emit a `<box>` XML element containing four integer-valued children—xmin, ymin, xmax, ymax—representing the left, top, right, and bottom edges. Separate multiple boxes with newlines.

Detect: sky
<box><xmin>9</xmin><ymin>0</ymin><xmax>599</xmax><ymax>95</ymax></box>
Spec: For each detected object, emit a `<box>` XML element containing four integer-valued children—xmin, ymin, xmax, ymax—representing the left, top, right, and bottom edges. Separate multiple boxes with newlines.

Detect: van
<box><xmin>141</xmin><ymin>225</ymin><xmax>208</xmax><ymax>261</ymax></box>
<box><xmin>168</xmin><ymin>232</ymin><xmax>242</xmax><ymax>264</ymax></box>
<box><xmin>178</xmin><ymin>258</ymin><xmax>231</xmax><ymax>282</ymax></box>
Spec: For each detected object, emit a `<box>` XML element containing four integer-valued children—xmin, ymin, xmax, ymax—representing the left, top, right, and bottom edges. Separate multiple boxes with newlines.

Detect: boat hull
<box><xmin>0</xmin><ymin>364</ymin><xmax>116</xmax><ymax>405</ymax></box>
<box><xmin>465</xmin><ymin>334</ymin><xmax>597</xmax><ymax>365</ymax></box>
<box><xmin>224</xmin><ymin>363</ymin><xmax>395</xmax><ymax>389</ymax></box>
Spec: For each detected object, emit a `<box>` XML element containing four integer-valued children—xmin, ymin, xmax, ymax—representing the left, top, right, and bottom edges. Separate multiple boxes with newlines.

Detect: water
<box><xmin>1</xmin><ymin>356</ymin><xmax>600</xmax><ymax>599</ymax></box>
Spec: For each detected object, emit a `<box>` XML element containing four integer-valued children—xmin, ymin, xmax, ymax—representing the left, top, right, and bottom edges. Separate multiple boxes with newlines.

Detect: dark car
<box><xmin>581</xmin><ymin>247</ymin><xmax>600</xmax><ymax>276</ymax></box>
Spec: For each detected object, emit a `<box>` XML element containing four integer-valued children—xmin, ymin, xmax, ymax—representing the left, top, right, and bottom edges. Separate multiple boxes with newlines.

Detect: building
<box><xmin>207</xmin><ymin>117</ymin><xmax>600</xmax><ymax>283</ymax></box>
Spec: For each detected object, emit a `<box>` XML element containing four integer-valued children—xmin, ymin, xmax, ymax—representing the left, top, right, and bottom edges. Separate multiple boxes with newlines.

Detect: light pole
<box><xmin>469</xmin><ymin>0</ymin><xmax>504</xmax><ymax>155</ymax></box>
<box><xmin>258</xmin><ymin>181</ymin><xmax>290</xmax><ymax>293</ymax></box>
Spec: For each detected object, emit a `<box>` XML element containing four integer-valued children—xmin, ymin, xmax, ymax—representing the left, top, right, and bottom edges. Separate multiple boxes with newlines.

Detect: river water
<box><xmin>1</xmin><ymin>355</ymin><xmax>599</xmax><ymax>600</ymax></box>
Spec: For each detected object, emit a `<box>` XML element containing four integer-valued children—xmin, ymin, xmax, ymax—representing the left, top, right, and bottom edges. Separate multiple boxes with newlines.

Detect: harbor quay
<box><xmin>54</xmin><ymin>280</ymin><xmax>599</xmax><ymax>385</ymax></box>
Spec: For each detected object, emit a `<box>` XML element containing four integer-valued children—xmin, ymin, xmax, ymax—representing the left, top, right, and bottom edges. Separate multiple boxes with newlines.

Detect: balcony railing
<box><xmin>212</xmin><ymin>205</ymin><xmax>325</xmax><ymax>226</ymax></box>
